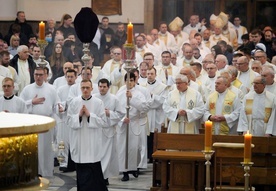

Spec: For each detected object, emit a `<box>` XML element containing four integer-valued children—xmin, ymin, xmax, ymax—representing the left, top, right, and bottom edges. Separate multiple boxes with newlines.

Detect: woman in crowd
<box><xmin>48</xmin><ymin>43</ymin><xmax>67</xmax><ymax>83</ymax></box>
<box><xmin>8</xmin><ymin>35</ymin><xmax>20</xmax><ymax>56</ymax></box>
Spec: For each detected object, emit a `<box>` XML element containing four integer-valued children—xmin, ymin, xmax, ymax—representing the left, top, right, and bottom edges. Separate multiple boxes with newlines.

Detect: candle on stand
<box><xmin>244</xmin><ymin>130</ymin><xmax>252</xmax><ymax>163</ymax></box>
<box><xmin>127</xmin><ymin>22</ymin><xmax>133</xmax><ymax>44</ymax></box>
<box><xmin>204</xmin><ymin>120</ymin><xmax>212</xmax><ymax>151</ymax></box>
<box><xmin>39</xmin><ymin>21</ymin><xmax>45</xmax><ymax>40</ymax></box>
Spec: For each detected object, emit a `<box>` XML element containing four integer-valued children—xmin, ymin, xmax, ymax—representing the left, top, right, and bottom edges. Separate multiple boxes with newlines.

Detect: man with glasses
<box><xmin>236</xmin><ymin>56</ymin><xmax>259</xmax><ymax>92</ymax></box>
<box><xmin>254</xmin><ymin>50</ymin><xmax>276</xmax><ymax>71</ymax></box>
<box><xmin>156</xmin><ymin>51</ymin><xmax>179</xmax><ymax>86</ymax></box>
<box><xmin>0</xmin><ymin>77</ymin><xmax>27</xmax><ymax>113</ymax></box>
<box><xmin>20</xmin><ymin>67</ymin><xmax>59</xmax><ymax>177</ymax></box>
<box><xmin>102</xmin><ymin>47</ymin><xmax>125</xmax><ymax>94</ymax></box>
<box><xmin>238</xmin><ymin>76</ymin><xmax>276</xmax><ymax>136</ymax></box>
<box><xmin>163</xmin><ymin>74</ymin><xmax>204</xmax><ymax>134</ymax></box>
<box><xmin>204</xmin><ymin>76</ymin><xmax>241</xmax><ymax>135</ymax></box>
<box><xmin>143</xmin><ymin>52</ymin><xmax>164</xmax><ymax>83</ymax></box>
<box><xmin>203</xmin><ymin>62</ymin><xmax>219</xmax><ymax>98</ymax></box>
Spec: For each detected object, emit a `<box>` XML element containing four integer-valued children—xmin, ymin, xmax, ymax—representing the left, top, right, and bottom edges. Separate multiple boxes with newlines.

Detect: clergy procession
<box><xmin>1</xmin><ymin>6</ymin><xmax>276</xmax><ymax>191</ymax></box>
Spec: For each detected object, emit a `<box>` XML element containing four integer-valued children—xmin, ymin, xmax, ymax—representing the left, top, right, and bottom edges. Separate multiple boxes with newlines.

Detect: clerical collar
<box><xmin>159</xmin><ymin>32</ymin><xmax>167</xmax><ymax>37</ymax></box>
<box><xmin>162</xmin><ymin>65</ymin><xmax>171</xmax><ymax>69</ymax></box>
<box><xmin>136</xmin><ymin>47</ymin><xmax>144</xmax><ymax>52</ymax></box>
<box><xmin>82</xmin><ymin>95</ymin><xmax>92</xmax><ymax>101</ymax></box>
<box><xmin>218</xmin><ymin>90</ymin><xmax>227</xmax><ymax>97</ymax></box>
<box><xmin>4</xmin><ymin>94</ymin><xmax>14</xmax><ymax>100</ymax></box>
<box><xmin>148</xmin><ymin>80</ymin><xmax>156</xmax><ymax>85</ymax></box>
<box><xmin>140</xmin><ymin>75</ymin><xmax>147</xmax><ymax>78</ymax></box>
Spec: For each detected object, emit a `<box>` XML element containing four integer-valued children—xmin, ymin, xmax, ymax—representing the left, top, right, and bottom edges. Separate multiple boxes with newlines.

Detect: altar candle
<box><xmin>204</xmin><ymin>120</ymin><xmax>212</xmax><ymax>151</ymax></box>
<box><xmin>127</xmin><ymin>22</ymin><xmax>133</xmax><ymax>44</ymax></box>
<box><xmin>244</xmin><ymin>130</ymin><xmax>252</xmax><ymax>163</ymax></box>
<box><xmin>39</xmin><ymin>21</ymin><xmax>45</xmax><ymax>40</ymax></box>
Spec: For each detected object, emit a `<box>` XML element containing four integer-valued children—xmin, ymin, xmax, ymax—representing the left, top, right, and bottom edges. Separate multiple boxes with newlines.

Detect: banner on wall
<box><xmin>91</xmin><ymin>0</ymin><xmax>122</xmax><ymax>16</ymax></box>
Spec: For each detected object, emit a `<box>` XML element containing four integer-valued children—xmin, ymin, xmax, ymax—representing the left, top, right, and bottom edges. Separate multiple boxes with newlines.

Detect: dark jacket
<box><xmin>10</xmin><ymin>54</ymin><xmax>37</xmax><ymax>83</ymax></box>
<box><xmin>9</xmin><ymin>18</ymin><xmax>33</xmax><ymax>39</ymax></box>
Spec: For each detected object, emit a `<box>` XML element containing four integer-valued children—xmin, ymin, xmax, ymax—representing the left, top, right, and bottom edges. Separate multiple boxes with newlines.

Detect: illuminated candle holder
<box><xmin>37</xmin><ymin>21</ymin><xmax>48</xmax><ymax>68</ymax></box>
<box><xmin>123</xmin><ymin>21</ymin><xmax>135</xmax><ymax>169</ymax></box>
<box><xmin>202</xmin><ymin>120</ymin><xmax>214</xmax><ymax>191</ymax></box>
<box><xmin>242</xmin><ymin>130</ymin><xmax>254</xmax><ymax>191</ymax></box>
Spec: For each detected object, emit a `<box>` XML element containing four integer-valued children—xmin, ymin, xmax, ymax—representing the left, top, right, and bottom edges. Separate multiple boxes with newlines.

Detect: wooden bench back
<box><xmin>154</xmin><ymin>131</ymin><xmax>276</xmax><ymax>155</ymax></box>
<box><xmin>153</xmin><ymin>131</ymin><xmax>204</xmax><ymax>151</ymax></box>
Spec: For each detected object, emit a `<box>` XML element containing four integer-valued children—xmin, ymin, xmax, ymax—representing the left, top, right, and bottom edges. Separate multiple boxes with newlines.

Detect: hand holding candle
<box><xmin>39</xmin><ymin>21</ymin><xmax>45</xmax><ymax>40</ymax></box>
<box><xmin>244</xmin><ymin>130</ymin><xmax>252</xmax><ymax>163</ymax></box>
<box><xmin>127</xmin><ymin>22</ymin><xmax>133</xmax><ymax>44</ymax></box>
<box><xmin>204</xmin><ymin>120</ymin><xmax>212</xmax><ymax>151</ymax></box>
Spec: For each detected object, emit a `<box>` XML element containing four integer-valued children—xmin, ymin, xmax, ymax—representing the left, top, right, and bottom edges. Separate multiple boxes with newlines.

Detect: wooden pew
<box><xmin>151</xmin><ymin>131</ymin><xmax>206</xmax><ymax>191</ymax></box>
<box><xmin>151</xmin><ymin>132</ymin><xmax>276</xmax><ymax>191</ymax></box>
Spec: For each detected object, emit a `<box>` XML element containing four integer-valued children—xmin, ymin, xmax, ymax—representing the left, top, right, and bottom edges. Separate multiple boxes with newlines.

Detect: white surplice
<box><xmin>67</xmin><ymin>96</ymin><xmax>108</xmax><ymax>163</ymax></box>
<box><xmin>237</xmin><ymin>90</ymin><xmax>276</xmax><ymax>136</ymax></box>
<box><xmin>20</xmin><ymin>82</ymin><xmax>59</xmax><ymax>177</ymax></box>
<box><xmin>0</xmin><ymin>95</ymin><xmax>27</xmax><ymax>113</ymax></box>
<box><xmin>116</xmin><ymin>86</ymin><xmax>148</xmax><ymax>172</ymax></box>
<box><xmin>94</xmin><ymin>92</ymin><xmax>125</xmax><ymax>179</ymax></box>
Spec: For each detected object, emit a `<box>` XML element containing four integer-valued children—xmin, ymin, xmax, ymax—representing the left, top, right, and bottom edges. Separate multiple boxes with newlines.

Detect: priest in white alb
<box><xmin>203</xmin><ymin>76</ymin><xmax>241</xmax><ymax>135</ymax></box>
<box><xmin>163</xmin><ymin>74</ymin><xmax>204</xmax><ymax>134</ymax></box>
<box><xmin>145</xmin><ymin>67</ymin><xmax>168</xmax><ymax>162</ymax></box>
<box><xmin>237</xmin><ymin>76</ymin><xmax>276</xmax><ymax>136</ymax></box>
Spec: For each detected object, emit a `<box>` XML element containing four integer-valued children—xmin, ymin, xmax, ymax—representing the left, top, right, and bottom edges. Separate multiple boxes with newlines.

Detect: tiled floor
<box><xmin>43</xmin><ymin>164</ymin><xmax>152</xmax><ymax>191</ymax></box>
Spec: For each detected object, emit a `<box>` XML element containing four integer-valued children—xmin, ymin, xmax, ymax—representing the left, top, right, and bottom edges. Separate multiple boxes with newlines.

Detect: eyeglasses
<box><xmin>254</xmin><ymin>56</ymin><xmax>264</xmax><ymax>59</ymax></box>
<box><xmin>236</xmin><ymin>62</ymin><xmax>246</xmax><ymax>66</ymax></box>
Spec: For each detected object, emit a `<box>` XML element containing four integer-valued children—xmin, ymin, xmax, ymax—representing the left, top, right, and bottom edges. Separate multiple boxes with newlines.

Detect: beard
<box><xmin>2</xmin><ymin>62</ymin><xmax>9</xmax><ymax>67</ymax></box>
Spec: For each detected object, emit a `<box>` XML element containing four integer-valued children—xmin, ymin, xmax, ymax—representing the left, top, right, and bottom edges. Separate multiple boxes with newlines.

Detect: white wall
<box><xmin>0</xmin><ymin>0</ymin><xmax>17</xmax><ymax>20</ymax></box>
<box><xmin>0</xmin><ymin>0</ymin><xmax>144</xmax><ymax>23</ymax></box>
